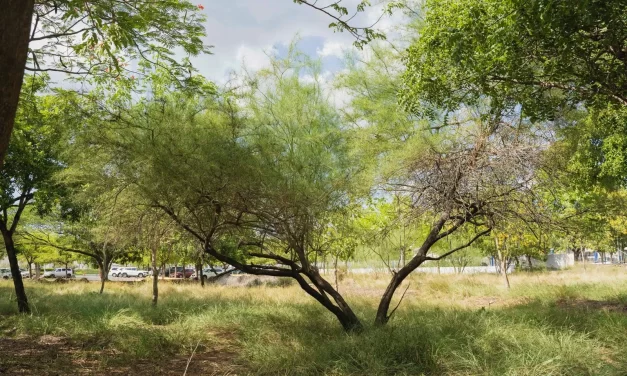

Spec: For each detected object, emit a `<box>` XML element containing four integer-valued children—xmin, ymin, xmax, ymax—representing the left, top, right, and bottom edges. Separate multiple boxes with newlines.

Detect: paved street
<box><xmin>79</xmin><ymin>274</ymin><xmax>148</xmax><ymax>282</ymax></box>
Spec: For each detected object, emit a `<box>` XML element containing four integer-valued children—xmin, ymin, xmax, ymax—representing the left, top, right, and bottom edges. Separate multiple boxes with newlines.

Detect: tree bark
<box><xmin>97</xmin><ymin>258</ymin><xmax>107</xmax><ymax>294</ymax></box>
<box><xmin>0</xmin><ymin>0</ymin><xmax>34</xmax><ymax>167</ymax></box>
<box><xmin>495</xmin><ymin>237</ymin><xmax>510</xmax><ymax>289</ymax></box>
<box><xmin>35</xmin><ymin>263</ymin><xmax>40</xmax><ymax>279</ymax></box>
<box><xmin>1</xmin><ymin>229</ymin><xmax>30</xmax><ymax>313</ymax></box>
<box><xmin>199</xmin><ymin>263</ymin><xmax>205</xmax><ymax>287</ymax></box>
<box><xmin>298</xmin><ymin>269</ymin><xmax>363</xmax><ymax>332</ymax></box>
<box><xmin>195</xmin><ymin>262</ymin><xmax>201</xmax><ymax>283</ymax></box>
<box><xmin>375</xmin><ymin>220</ymin><xmax>447</xmax><ymax>326</ymax></box>
<box><xmin>151</xmin><ymin>245</ymin><xmax>158</xmax><ymax>305</ymax></box>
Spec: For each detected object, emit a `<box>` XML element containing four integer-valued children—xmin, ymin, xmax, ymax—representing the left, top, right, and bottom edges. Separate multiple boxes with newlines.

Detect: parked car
<box><xmin>20</xmin><ymin>269</ymin><xmax>30</xmax><ymax>279</ymax></box>
<box><xmin>117</xmin><ymin>267</ymin><xmax>149</xmax><ymax>278</ymax></box>
<box><xmin>165</xmin><ymin>267</ymin><xmax>194</xmax><ymax>278</ymax></box>
<box><xmin>108</xmin><ymin>266</ymin><xmax>122</xmax><ymax>278</ymax></box>
<box><xmin>191</xmin><ymin>267</ymin><xmax>225</xmax><ymax>280</ymax></box>
<box><xmin>0</xmin><ymin>268</ymin><xmax>12</xmax><ymax>279</ymax></box>
<box><xmin>43</xmin><ymin>268</ymin><xmax>73</xmax><ymax>278</ymax></box>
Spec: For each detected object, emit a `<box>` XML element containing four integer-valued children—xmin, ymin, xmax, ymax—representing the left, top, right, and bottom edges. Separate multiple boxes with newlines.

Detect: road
<box><xmin>79</xmin><ymin>274</ymin><xmax>148</xmax><ymax>282</ymax></box>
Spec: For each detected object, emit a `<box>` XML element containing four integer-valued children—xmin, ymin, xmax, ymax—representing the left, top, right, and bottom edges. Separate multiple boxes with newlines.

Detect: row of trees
<box><xmin>2</xmin><ymin>0</ymin><xmax>626</xmax><ymax>331</ymax></box>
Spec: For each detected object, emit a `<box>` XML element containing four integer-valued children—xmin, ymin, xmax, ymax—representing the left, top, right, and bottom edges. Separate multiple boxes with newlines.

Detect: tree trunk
<box><xmin>195</xmin><ymin>262</ymin><xmax>201</xmax><ymax>283</ymax></box>
<box><xmin>97</xmin><ymin>259</ymin><xmax>106</xmax><ymax>294</ymax></box>
<box><xmin>495</xmin><ymin>237</ymin><xmax>510</xmax><ymax>289</ymax></box>
<box><xmin>1</xmin><ymin>229</ymin><xmax>29</xmax><ymax>313</ymax></box>
<box><xmin>526</xmin><ymin>254</ymin><xmax>533</xmax><ymax>271</ymax></box>
<box><xmin>27</xmin><ymin>261</ymin><xmax>32</xmax><ymax>278</ymax></box>
<box><xmin>199</xmin><ymin>263</ymin><xmax>205</xmax><ymax>288</ymax></box>
<box><xmin>151</xmin><ymin>245</ymin><xmax>158</xmax><ymax>305</ymax></box>
<box><xmin>375</xmin><ymin>222</ymin><xmax>448</xmax><ymax>326</ymax></box>
<box><xmin>0</xmin><ymin>0</ymin><xmax>34</xmax><ymax>167</ymax></box>
<box><xmin>302</xmin><ymin>269</ymin><xmax>362</xmax><ymax>332</ymax></box>
<box><xmin>35</xmin><ymin>263</ymin><xmax>40</xmax><ymax>279</ymax></box>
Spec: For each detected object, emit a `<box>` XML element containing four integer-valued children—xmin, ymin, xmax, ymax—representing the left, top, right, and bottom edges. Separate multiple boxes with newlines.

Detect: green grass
<box><xmin>1</xmin><ymin>265</ymin><xmax>626</xmax><ymax>375</ymax></box>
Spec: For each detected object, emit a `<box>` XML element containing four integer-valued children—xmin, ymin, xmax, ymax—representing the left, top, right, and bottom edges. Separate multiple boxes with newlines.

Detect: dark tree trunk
<box><xmin>375</xmin><ymin>227</ymin><xmax>442</xmax><ymax>326</ymax></box>
<box><xmin>526</xmin><ymin>254</ymin><xmax>533</xmax><ymax>271</ymax></box>
<box><xmin>298</xmin><ymin>268</ymin><xmax>363</xmax><ymax>332</ymax></box>
<box><xmin>199</xmin><ymin>263</ymin><xmax>205</xmax><ymax>287</ymax></box>
<box><xmin>151</xmin><ymin>245</ymin><xmax>158</xmax><ymax>305</ymax></box>
<box><xmin>1</xmin><ymin>229</ymin><xmax>29</xmax><ymax>313</ymax></box>
<box><xmin>97</xmin><ymin>257</ymin><xmax>108</xmax><ymax>294</ymax></box>
<box><xmin>0</xmin><ymin>0</ymin><xmax>34</xmax><ymax>167</ymax></box>
<box><xmin>99</xmin><ymin>264</ymin><xmax>106</xmax><ymax>294</ymax></box>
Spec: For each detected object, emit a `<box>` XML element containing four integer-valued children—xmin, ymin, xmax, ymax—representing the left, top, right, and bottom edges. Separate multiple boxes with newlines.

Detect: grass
<box><xmin>0</xmin><ymin>265</ymin><xmax>626</xmax><ymax>375</ymax></box>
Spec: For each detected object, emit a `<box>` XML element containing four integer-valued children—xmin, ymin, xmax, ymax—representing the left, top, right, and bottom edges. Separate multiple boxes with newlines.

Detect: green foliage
<box><xmin>401</xmin><ymin>0</ymin><xmax>627</xmax><ymax>186</ymax></box>
<box><xmin>0</xmin><ymin>74</ymin><xmax>72</xmax><ymax>236</ymax></box>
<box><xmin>29</xmin><ymin>0</ymin><xmax>211</xmax><ymax>90</ymax></box>
<box><xmin>402</xmin><ymin>0</ymin><xmax>626</xmax><ymax>117</ymax></box>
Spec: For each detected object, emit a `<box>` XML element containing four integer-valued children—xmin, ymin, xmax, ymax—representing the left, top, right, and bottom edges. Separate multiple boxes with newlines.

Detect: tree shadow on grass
<box><xmin>1</xmin><ymin>283</ymin><xmax>627</xmax><ymax>375</ymax></box>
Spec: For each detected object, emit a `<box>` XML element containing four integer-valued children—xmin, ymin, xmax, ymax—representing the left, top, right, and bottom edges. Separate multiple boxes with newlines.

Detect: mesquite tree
<box><xmin>374</xmin><ymin>115</ymin><xmax>542</xmax><ymax>324</ymax></box>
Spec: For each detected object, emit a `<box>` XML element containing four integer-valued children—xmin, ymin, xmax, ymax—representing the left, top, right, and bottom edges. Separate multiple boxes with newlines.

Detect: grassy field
<box><xmin>1</xmin><ymin>265</ymin><xmax>626</xmax><ymax>375</ymax></box>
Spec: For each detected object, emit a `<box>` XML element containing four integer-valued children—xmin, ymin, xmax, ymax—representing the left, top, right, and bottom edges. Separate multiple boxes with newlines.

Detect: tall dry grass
<box><xmin>0</xmin><ymin>264</ymin><xmax>625</xmax><ymax>375</ymax></box>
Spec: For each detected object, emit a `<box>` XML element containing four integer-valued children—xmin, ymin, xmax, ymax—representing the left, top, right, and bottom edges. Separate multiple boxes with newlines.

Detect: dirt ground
<box><xmin>0</xmin><ymin>335</ymin><xmax>241</xmax><ymax>376</ymax></box>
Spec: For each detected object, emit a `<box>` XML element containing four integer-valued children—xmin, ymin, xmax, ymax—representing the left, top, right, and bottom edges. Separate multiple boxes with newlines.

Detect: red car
<box><xmin>166</xmin><ymin>267</ymin><xmax>195</xmax><ymax>278</ymax></box>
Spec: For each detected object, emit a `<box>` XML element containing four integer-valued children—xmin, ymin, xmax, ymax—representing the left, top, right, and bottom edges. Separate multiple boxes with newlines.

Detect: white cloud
<box><xmin>234</xmin><ymin>45</ymin><xmax>276</xmax><ymax>72</ymax></box>
<box><xmin>316</xmin><ymin>41</ymin><xmax>347</xmax><ymax>58</ymax></box>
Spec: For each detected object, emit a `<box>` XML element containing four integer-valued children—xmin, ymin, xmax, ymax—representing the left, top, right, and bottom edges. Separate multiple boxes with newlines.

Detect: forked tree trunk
<box><xmin>300</xmin><ymin>268</ymin><xmax>362</xmax><ymax>332</ymax></box>
<box><xmin>1</xmin><ymin>230</ymin><xmax>29</xmax><ymax>313</ymax></box>
<box><xmin>495</xmin><ymin>237</ymin><xmax>510</xmax><ymax>289</ymax></box>
<box><xmin>375</xmin><ymin>223</ymin><xmax>445</xmax><ymax>326</ymax></box>
<box><xmin>0</xmin><ymin>0</ymin><xmax>34</xmax><ymax>167</ymax></box>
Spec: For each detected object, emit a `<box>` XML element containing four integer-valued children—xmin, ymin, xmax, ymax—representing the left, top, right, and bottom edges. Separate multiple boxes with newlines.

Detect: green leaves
<box><xmin>29</xmin><ymin>0</ymin><xmax>211</xmax><ymax>89</ymax></box>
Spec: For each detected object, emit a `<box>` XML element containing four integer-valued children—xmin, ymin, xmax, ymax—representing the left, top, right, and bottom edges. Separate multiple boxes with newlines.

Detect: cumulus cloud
<box><xmin>316</xmin><ymin>41</ymin><xmax>348</xmax><ymax>58</ymax></box>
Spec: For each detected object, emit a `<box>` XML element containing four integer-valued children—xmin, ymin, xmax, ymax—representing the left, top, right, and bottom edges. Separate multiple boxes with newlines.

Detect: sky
<box><xmin>190</xmin><ymin>0</ymin><xmax>403</xmax><ymax>83</ymax></box>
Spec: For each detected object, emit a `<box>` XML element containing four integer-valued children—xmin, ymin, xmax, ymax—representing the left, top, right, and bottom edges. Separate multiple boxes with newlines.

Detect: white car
<box><xmin>191</xmin><ymin>267</ymin><xmax>224</xmax><ymax>280</ymax></box>
<box><xmin>20</xmin><ymin>269</ymin><xmax>30</xmax><ymax>278</ymax></box>
<box><xmin>117</xmin><ymin>267</ymin><xmax>149</xmax><ymax>278</ymax></box>
<box><xmin>43</xmin><ymin>268</ymin><xmax>73</xmax><ymax>278</ymax></box>
<box><xmin>108</xmin><ymin>266</ymin><xmax>122</xmax><ymax>278</ymax></box>
<box><xmin>0</xmin><ymin>268</ymin><xmax>12</xmax><ymax>279</ymax></box>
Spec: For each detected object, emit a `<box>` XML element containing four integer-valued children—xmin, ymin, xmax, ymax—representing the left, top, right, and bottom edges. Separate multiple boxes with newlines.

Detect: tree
<box><xmin>0</xmin><ymin>75</ymin><xmax>70</xmax><ymax>312</ymax></box>
<box><xmin>401</xmin><ymin>0</ymin><xmax>627</xmax><ymax>186</ymax></box>
<box><xmin>402</xmin><ymin>0</ymin><xmax>626</xmax><ymax>115</ymax></box>
<box><xmin>68</xmin><ymin>48</ymin><xmax>368</xmax><ymax>330</ymax></box>
<box><xmin>339</xmin><ymin>42</ymin><xmax>549</xmax><ymax>324</ymax></box>
<box><xmin>0</xmin><ymin>0</ymin><xmax>210</xmax><ymax>167</ymax></box>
